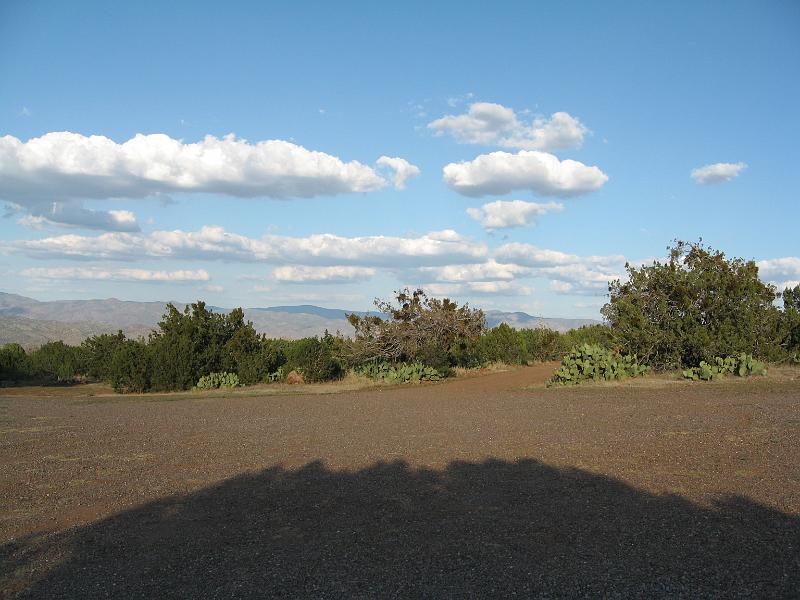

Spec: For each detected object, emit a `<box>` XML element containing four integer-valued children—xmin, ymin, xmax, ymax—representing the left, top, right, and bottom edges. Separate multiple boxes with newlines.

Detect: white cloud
<box><xmin>446</xmin><ymin>93</ymin><xmax>474</xmax><ymax>108</ymax></box>
<box><xmin>425</xmin><ymin>281</ymin><xmax>532</xmax><ymax>297</ymax></box>
<box><xmin>429</xmin><ymin>102</ymin><xmax>517</xmax><ymax>145</ymax></box>
<box><xmin>539</xmin><ymin>264</ymin><xmax>618</xmax><ymax>295</ymax></box>
<box><xmin>0</xmin><ymin>132</ymin><xmax>401</xmax><ymax>207</ymax></box>
<box><xmin>466</xmin><ymin>199</ymin><xmax>563</xmax><ymax>230</ymax></box>
<box><xmin>494</xmin><ymin>243</ymin><xmax>623</xmax><ymax>269</ymax></box>
<box><xmin>428</xmin><ymin>102</ymin><xmax>588</xmax><ymax>151</ymax></box>
<box><xmin>691</xmin><ymin>162</ymin><xmax>747</xmax><ymax>184</ymax></box>
<box><xmin>757</xmin><ymin>257</ymin><xmax>800</xmax><ymax>290</ymax></box>
<box><xmin>20</xmin><ymin>267</ymin><xmax>210</xmax><ymax>282</ymax></box>
<box><xmin>202</xmin><ymin>284</ymin><xmax>225</xmax><ymax>292</ymax></box>
<box><xmin>4</xmin><ymin>226</ymin><xmax>488</xmax><ymax>267</ymax></box>
<box><xmin>16</xmin><ymin>203</ymin><xmax>139</xmax><ymax>232</ymax></box>
<box><xmin>494</xmin><ymin>243</ymin><xmax>624</xmax><ymax>295</ymax></box>
<box><xmin>376</xmin><ymin>156</ymin><xmax>421</xmax><ymax>190</ymax></box>
<box><xmin>272</xmin><ymin>265</ymin><xmax>377</xmax><ymax>283</ymax></box>
<box><xmin>414</xmin><ymin>259</ymin><xmax>532</xmax><ymax>283</ymax></box>
<box><xmin>443</xmin><ymin>150</ymin><xmax>608</xmax><ymax>197</ymax></box>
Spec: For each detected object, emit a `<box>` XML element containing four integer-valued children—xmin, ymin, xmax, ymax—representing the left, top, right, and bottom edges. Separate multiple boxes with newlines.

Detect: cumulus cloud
<box><xmin>538</xmin><ymin>263</ymin><xmax>619</xmax><ymax>295</ymax></box>
<box><xmin>376</xmin><ymin>156</ymin><xmax>421</xmax><ymax>190</ymax></box>
<box><xmin>3</xmin><ymin>226</ymin><xmax>488</xmax><ymax>267</ymax></box>
<box><xmin>466</xmin><ymin>200</ymin><xmax>563</xmax><ymax>230</ymax></box>
<box><xmin>443</xmin><ymin>150</ymin><xmax>608</xmax><ymax>197</ymax></box>
<box><xmin>20</xmin><ymin>267</ymin><xmax>209</xmax><ymax>282</ymax></box>
<box><xmin>0</xmin><ymin>132</ymin><xmax>404</xmax><ymax>208</ymax></box>
<box><xmin>495</xmin><ymin>243</ymin><xmax>624</xmax><ymax>269</ymax></box>
<box><xmin>272</xmin><ymin>265</ymin><xmax>377</xmax><ymax>283</ymax></box>
<box><xmin>494</xmin><ymin>243</ymin><xmax>624</xmax><ymax>295</ymax></box>
<box><xmin>428</xmin><ymin>102</ymin><xmax>588</xmax><ymax>151</ymax></box>
<box><xmin>691</xmin><ymin>162</ymin><xmax>747</xmax><ymax>184</ymax></box>
<box><xmin>413</xmin><ymin>259</ymin><xmax>532</xmax><ymax>283</ymax></box>
<box><xmin>757</xmin><ymin>257</ymin><xmax>800</xmax><ymax>290</ymax></box>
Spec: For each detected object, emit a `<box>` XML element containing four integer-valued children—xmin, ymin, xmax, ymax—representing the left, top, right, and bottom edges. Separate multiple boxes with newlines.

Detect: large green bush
<box><xmin>0</xmin><ymin>343</ymin><xmax>31</xmax><ymax>382</ymax></box>
<box><xmin>285</xmin><ymin>334</ymin><xmax>344</xmax><ymax>382</ymax></box>
<box><xmin>519</xmin><ymin>327</ymin><xmax>564</xmax><ymax>362</ymax></box>
<box><xmin>476</xmin><ymin>323</ymin><xmax>528</xmax><ymax>364</ymax></box>
<box><xmin>148</xmin><ymin>303</ymin><xmax>261</xmax><ymax>391</ymax></box>
<box><xmin>81</xmin><ymin>331</ymin><xmax>127</xmax><ymax>380</ymax></box>
<box><xmin>28</xmin><ymin>341</ymin><xmax>83</xmax><ymax>382</ymax></box>
<box><xmin>781</xmin><ymin>285</ymin><xmax>800</xmax><ymax>357</ymax></box>
<box><xmin>220</xmin><ymin>320</ymin><xmax>289</xmax><ymax>385</ymax></box>
<box><xmin>108</xmin><ymin>339</ymin><xmax>151</xmax><ymax>393</ymax></box>
<box><xmin>602</xmin><ymin>241</ymin><xmax>783</xmax><ymax>369</ymax></box>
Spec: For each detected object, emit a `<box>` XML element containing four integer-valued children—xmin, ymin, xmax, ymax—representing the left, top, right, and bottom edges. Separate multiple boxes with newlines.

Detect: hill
<box><xmin>0</xmin><ymin>292</ymin><xmax>599</xmax><ymax>347</ymax></box>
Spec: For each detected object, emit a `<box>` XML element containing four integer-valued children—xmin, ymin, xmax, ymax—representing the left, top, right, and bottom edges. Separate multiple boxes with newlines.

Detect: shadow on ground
<box><xmin>3</xmin><ymin>458</ymin><xmax>799</xmax><ymax>598</ymax></box>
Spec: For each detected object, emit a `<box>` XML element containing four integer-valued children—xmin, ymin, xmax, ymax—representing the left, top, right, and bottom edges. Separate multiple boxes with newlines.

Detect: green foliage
<box><xmin>603</xmin><ymin>240</ymin><xmax>783</xmax><ymax>369</ymax></box>
<box><xmin>148</xmin><ymin>303</ymin><xmax>261</xmax><ymax>391</ymax></box>
<box><xmin>559</xmin><ymin>324</ymin><xmax>615</xmax><ymax>352</ymax></box>
<box><xmin>0</xmin><ymin>343</ymin><xmax>31</xmax><ymax>382</ymax></box>
<box><xmin>455</xmin><ymin>324</ymin><xmax>613</xmax><ymax>368</ymax></box>
<box><xmin>781</xmin><ymin>285</ymin><xmax>800</xmax><ymax>356</ymax></box>
<box><xmin>356</xmin><ymin>361</ymin><xmax>442</xmax><ymax>384</ymax></box>
<box><xmin>196</xmin><ymin>371</ymin><xmax>240</xmax><ymax>389</ymax></box>
<box><xmin>284</xmin><ymin>333</ymin><xmax>344</xmax><ymax>383</ymax></box>
<box><xmin>736</xmin><ymin>353</ymin><xmax>767</xmax><ymax>377</ymax></box>
<box><xmin>81</xmin><ymin>331</ymin><xmax>126</xmax><ymax>380</ymax></box>
<box><xmin>229</xmin><ymin>334</ymin><xmax>287</xmax><ymax>385</ymax></box>
<box><xmin>108</xmin><ymin>339</ymin><xmax>151</xmax><ymax>393</ymax></box>
<box><xmin>519</xmin><ymin>327</ymin><xmax>564</xmax><ymax>362</ymax></box>
<box><xmin>266</xmin><ymin>366</ymin><xmax>285</xmax><ymax>382</ymax></box>
<box><xmin>547</xmin><ymin>344</ymin><xmax>648</xmax><ymax>387</ymax></box>
<box><xmin>682</xmin><ymin>353</ymin><xmax>767</xmax><ymax>381</ymax></box>
<box><xmin>28</xmin><ymin>341</ymin><xmax>83</xmax><ymax>382</ymax></box>
<box><xmin>476</xmin><ymin>323</ymin><xmax>528</xmax><ymax>364</ymax></box>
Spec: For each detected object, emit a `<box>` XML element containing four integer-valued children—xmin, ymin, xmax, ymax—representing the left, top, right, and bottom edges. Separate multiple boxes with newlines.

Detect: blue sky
<box><xmin>1</xmin><ymin>0</ymin><xmax>798</xmax><ymax>318</ymax></box>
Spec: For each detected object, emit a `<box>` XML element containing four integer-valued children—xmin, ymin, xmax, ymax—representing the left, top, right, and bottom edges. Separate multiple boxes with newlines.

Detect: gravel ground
<box><xmin>1</xmin><ymin>365</ymin><xmax>799</xmax><ymax>598</ymax></box>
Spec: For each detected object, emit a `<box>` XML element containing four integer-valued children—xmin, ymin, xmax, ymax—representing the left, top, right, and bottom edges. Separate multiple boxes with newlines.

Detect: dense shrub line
<box><xmin>2</xmin><ymin>242</ymin><xmax>799</xmax><ymax>392</ymax></box>
<box><xmin>0</xmin><ymin>296</ymin><xmax>605</xmax><ymax>392</ymax></box>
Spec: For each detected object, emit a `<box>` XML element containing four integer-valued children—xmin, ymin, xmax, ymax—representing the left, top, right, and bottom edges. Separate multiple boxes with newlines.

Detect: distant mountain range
<box><xmin>0</xmin><ymin>292</ymin><xmax>599</xmax><ymax>347</ymax></box>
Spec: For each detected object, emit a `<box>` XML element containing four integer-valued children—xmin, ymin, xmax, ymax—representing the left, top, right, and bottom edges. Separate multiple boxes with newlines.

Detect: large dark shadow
<box><xmin>3</xmin><ymin>459</ymin><xmax>798</xmax><ymax>598</ymax></box>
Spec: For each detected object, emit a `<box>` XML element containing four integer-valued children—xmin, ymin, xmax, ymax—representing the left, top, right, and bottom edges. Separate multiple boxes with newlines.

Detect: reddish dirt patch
<box><xmin>1</xmin><ymin>367</ymin><xmax>799</xmax><ymax>597</ymax></box>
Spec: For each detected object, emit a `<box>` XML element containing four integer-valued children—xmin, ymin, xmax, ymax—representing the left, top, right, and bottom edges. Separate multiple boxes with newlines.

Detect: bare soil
<box><xmin>1</xmin><ymin>365</ymin><xmax>799</xmax><ymax>598</ymax></box>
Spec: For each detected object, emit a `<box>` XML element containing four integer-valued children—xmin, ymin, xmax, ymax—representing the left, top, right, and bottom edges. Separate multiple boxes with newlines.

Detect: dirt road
<box><xmin>2</xmin><ymin>366</ymin><xmax>799</xmax><ymax>598</ymax></box>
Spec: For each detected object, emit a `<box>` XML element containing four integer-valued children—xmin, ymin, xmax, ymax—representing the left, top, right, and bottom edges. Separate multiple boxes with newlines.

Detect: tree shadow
<box><xmin>3</xmin><ymin>458</ymin><xmax>798</xmax><ymax>598</ymax></box>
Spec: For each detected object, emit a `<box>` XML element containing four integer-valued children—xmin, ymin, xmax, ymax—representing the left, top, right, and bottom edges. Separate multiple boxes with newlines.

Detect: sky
<box><xmin>0</xmin><ymin>0</ymin><xmax>798</xmax><ymax>318</ymax></box>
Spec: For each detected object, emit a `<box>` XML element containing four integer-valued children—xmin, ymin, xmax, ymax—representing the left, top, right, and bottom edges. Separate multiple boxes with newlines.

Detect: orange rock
<box><xmin>285</xmin><ymin>370</ymin><xmax>305</xmax><ymax>385</ymax></box>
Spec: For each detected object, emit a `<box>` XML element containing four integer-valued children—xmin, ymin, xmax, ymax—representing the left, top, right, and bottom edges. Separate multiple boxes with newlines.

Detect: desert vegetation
<box><xmin>2</xmin><ymin>241</ymin><xmax>799</xmax><ymax>392</ymax></box>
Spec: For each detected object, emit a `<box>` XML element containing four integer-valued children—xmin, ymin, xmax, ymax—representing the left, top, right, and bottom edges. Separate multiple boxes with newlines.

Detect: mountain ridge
<box><xmin>0</xmin><ymin>292</ymin><xmax>600</xmax><ymax>347</ymax></box>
